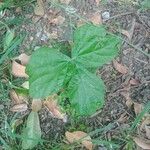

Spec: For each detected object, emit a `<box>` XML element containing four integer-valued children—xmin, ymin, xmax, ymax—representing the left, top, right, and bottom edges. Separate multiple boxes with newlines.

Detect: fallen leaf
<box><xmin>10</xmin><ymin>89</ymin><xmax>23</xmax><ymax>104</ymax></box>
<box><xmin>134</xmin><ymin>102</ymin><xmax>143</xmax><ymax>116</ymax></box>
<box><xmin>117</xmin><ymin>112</ymin><xmax>129</xmax><ymax>123</ymax></box>
<box><xmin>31</xmin><ymin>99</ymin><xmax>42</xmax><ymax>112</ymax></box>
<box><xmin>34</xmin><ymin>0</ymin><xmax>44</xmax><ymax>16</ymax></box>
<box><xmin>120</xmin><ymin>91</ymin><xmax>133</xmax><ymax>108</ymax></box>
<box><xmin>43</xmin><ymin>95</ymin><xmax>67</xmax><ymax>122</ymax></box>
<box><xmin>133</xmin><ymin>137</ymin><xmax>150</xmax><ymax>149</ymax></box>
<box><xmin>10</xmin><ymin>103</ymin><xmax>28</xmax><ymax>112</ymax></box>
<box><xmin>113</xmin><ymin>60</ymin><xmax>128</xmax><ymax>74</ymax></box>
<box><xmin>12</xmin><ymin>61</ymin><xmax>28</xmax><ymax>78</ymax></box>
<box><xmin>95</xmin><ymin>0</ymin><xmax>101</xmax><ymax>6</ymax></box>
<box><xmin>17</xmin><ymin>53</ymin><xmax>30</xmax><ymax>65</ymax></box>
<box><xmin>121</xmin><ymin>29</ymin><xmax>131</xmax><ymax>39</ymax></box>
<box><xmin>145</xmin><ymin>125</ymin><xmax>150</xmax><ymax>139</ymax></box>
<box><xmin>90</xmin><ymin>12</ymin><xmax>102</xmax><ymax>25</ymax></box>
<box><xmin>65</xmin><ymin>131</ymin><xmax>93</xmax><ymax>150</ymax></box>
<box><xmin>15</xmin><ymin>7</ymin><xmax>22</xmax><ymax>13</ymax></box>
<box><xmin>77</xmin><ymin>19</ymin><xmax>85</xmax><ymax>27</ymax></box>
<box><xmin>60</xmin><ymin>0</ymin><xmax>71</xmax><ymax>4</ymax></box>
<box><xmin>129</xmin><ymin>79</ymin><xmax>140</xmax><ymax>85</ymax></box>
<box><xmin>22</xmin><ymin>111</ymin><xmax>41</xmax><ymax>149</ymax></box>
<box><xmin>140</xmin><ymin>116</ymin><xmax>150</xmax><ymax>131</ymax></box>
<box><xmin>21</xmin><ymin>81</ymin><xmax>29</xmax><ymax>89</ymax></box>
<box><xmin>51</xmin><ymin>15</ymin><xmax>65</xmax><ymax>25</ymax></box>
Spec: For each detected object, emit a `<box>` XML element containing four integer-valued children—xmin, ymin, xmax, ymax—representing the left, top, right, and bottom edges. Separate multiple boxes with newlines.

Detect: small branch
<box><xmin>103</xmin><ymin>12</ymin><xmax>133</xmax><ymax>22</ymax></box>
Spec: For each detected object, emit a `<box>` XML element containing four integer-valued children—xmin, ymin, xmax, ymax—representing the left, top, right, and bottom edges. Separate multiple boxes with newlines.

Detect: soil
<box><xmin>0</xmin><ymin>0</ymin><xmax>150</xmax><ymax>150</ymax></box>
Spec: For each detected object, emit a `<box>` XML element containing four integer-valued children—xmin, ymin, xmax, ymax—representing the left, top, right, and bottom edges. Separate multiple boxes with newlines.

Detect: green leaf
<box><xmin>72</xmin><ymin>24</ymin><xmax>120</xmax><ymax>70</ymax></box>
<box><xmin>26</xmin><ymin>47</ymin><xmax>70</xmax><ymax>98</ymax></box>
<box><xmin>141</xmin><ymin>0</ymin><xmax>150</xmax><ymax>10</ymax></box>
<box><xmin>22</xmin><ymin>111</ymin><xmax>41</xmax><ymax>149</ymax></box>
<box><xmin>4</xmin><ymin>30</ymin><xmax>15</xmax><ymax>51</ymax></box>
<box><xmin>67</xmin><ymin>66</ymin><xmax>105</xmax><ymax>116</ymax></box>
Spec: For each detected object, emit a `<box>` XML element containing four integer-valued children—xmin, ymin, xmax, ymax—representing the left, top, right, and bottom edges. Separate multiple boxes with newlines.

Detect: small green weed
<box><xmin>26</xmin><ymin>23</ymin><xmax>120</xmax><ymax>116</ymax></box>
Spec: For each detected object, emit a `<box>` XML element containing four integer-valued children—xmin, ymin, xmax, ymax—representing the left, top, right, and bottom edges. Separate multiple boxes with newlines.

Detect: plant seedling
<box><xmin>26</xmin><ymin>24</ymin><xmax>120</xmax><ymax>116</ymax></box>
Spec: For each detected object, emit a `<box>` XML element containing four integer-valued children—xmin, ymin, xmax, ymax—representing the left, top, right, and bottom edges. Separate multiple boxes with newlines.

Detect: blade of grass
<box><xmin>0</xmin><ymin>35</ymin><xmax>24</xmax><ymax>64</ymax></box>
<box><xmin>92</xmin><ymin>139</ymin><xmax>119</xmax><ymax>148</ymax></box>
<box><xmin>130</xmin><ymin>100</ymin><xmax>150</xmax><ymax>131</ymax></box>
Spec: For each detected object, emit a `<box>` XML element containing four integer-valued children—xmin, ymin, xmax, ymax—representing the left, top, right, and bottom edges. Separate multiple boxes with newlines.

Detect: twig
<box><xmin>108</xmin><ymin>31</ymin><xmax>150</xmax><ymax>57</ymax></box>
<box><xmin>129</xmin><ymin>18</ymin><xmax>136</xmax><ymax>41</ymax></box>
<box><xmin>104</xmin><ymin>12</ymin><xmax>133</xmax><ymax>21</ymax></box>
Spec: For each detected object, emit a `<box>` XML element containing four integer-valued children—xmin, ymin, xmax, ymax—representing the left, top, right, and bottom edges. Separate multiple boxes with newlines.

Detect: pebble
<box><xmin>102</xmin><ymin>11</ymin><xmax>110</xmax><ymax>20</ymax></box>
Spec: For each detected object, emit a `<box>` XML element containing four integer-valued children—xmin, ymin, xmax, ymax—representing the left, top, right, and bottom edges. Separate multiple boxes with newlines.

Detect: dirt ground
<box><xmin>0</xmin><ymin>0</ymin><xmax>150</xmax><ymax>150</ymax></box>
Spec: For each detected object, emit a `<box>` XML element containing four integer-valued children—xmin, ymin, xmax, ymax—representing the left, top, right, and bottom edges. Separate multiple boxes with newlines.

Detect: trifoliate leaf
<box><xmin>22</xmin><ymin>111</ymin><xmax>41</xmax><ymax>149</ymax></box>
<box><xmin>26</xmin><ymin>47</ymin><xmax>70</xmax><ymax>98</ymax></box>
<box><xmin>67</xmin><ymin>67</ymin><xmax>105</xmax><ymax>116</ymax></box>
<box><xmin>72</xmin><ymin>24</ymin><xmax>120</xmax><ymax>70</ymax></box>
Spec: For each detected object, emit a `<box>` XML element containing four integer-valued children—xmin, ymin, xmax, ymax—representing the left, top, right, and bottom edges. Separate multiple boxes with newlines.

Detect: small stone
<box><xmin>16</xmin><ymin>7</ymin><xmax>22</xmax><ymax>13</ymax></box>
<box><xmin>102</xmin><ymin>11</ymin><xmax>110</xmax><ymax>20</ymax></box>
<box><xmin>40</xmin><ymin>34</ymin><xmax>48</xmax><ymax>41</ymax></box>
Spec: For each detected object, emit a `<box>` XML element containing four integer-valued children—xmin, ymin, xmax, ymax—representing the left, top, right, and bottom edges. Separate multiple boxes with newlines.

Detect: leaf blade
<box><xmin>67</xmin><ymin>67</ymin><xmax>105</xmax><ymax>116</ymax></box>
<box><xmin>72</xmin><ymin>24</ymin><xmax>120</xmax><ymax>70</ymax></box>
<box><xmin>26</xmin><ymin>47</ymin><xmax>70</xmax><ymax>98</ymax></box>
<box><xmin>22</xmin><ymin>111</ymin><xmax>41</xmax><ymax>149</ymax></box>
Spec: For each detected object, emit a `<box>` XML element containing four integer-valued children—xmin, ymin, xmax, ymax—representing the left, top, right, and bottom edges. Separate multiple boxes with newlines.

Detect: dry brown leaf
<box><xmin>133</xmin><ymin>137</ymin><xmax>150</xmax><ymax>150</ymax></box>
<box><xmin>21</xmin><ymin>81</ymin><xmax>29</xmax><ymax>89</ymax></box>
<box><xmin>121</xmin><ymin>29</ymin><xmax>131</xmax><ymax>39</ymax></box>
<box><xmin>113</xmin><ymin>60</ymin><xmax>128</xmax><ymax>74</ymax></box>
<box><xmin>34</xmin><ymin>0</ymin><xmax>44</xmax><ymax>16</ymax></box>
<box><xmin>10</xmin><ymin>89</ymin><xmax>23</xmax><ymax>104</ymax></box>
<box><xmin>65</xmin><ymin>131</ymin><xmax>93</xmax><ymax>150</ymax></box>
<box><xmin>77</xmin><ymin>19</ymin><xmax>85</xmax><ymax>27</ymax></box>
<box><xmin>117</xmin><ymin>112</ymin><xmax>129</xmax><ymax>123</ymax></box>
<box><xmin>60</xmin><ymin>0</ymin><xmax>71</xmax><ymax>4</ymax></box>
<box><xmin>51</xmin><ymin>15</ymin><xmax>65</xmax><ymax>25</ymax></box>
<box><xmin>129</xmin><ymin>79</ymin><xmax>140</xmax><ymax>85</ymax></box>
<box><xmin>10</xmin><ymin>103</ymin><xmax>28</xmax><ymax>112</ymax></box>
<box><xmin>145</xmin><ymin>125</ymin><xmax>150</xmax><ymax>139</ymax></box>
<box><xmin>31</xmin><ymin>99</ymin><xmax>42</xmax><ymax>112</ymax></box>
<box><xmin>90</xmin><ymin>12</ymin><xmax>102</xmax><ymax>25</ymax></box>
<box><xmin>140</xmin><ymin>116</ymin><xmax>150</xmax><ymax>131</ymax></box>
<box><xmin>17</xmin><ymin>53</ymin><xmax>30</xmax><ymax>65</ymax></box>
<box><xmin>95</xmin><ymin>0</ymin><xmax>101</xmax><ymax>6</ymax></box>
<box><xmin>134</xmin><ymin>102</ymin><xmax>143</xmax><ymax>116</ymax></box>
<box><xmin>120</xmin><ymin>91</ymin><xmax>133</xmax><ymax>108</ymax></box>
<box><xmin>12</xmin><ymin>61</ymin><xmax>28</xmax><ymax>78</ymax></box>
<box><xmin>43</xmin><ymin>95</ymin><xmax>67</xmax><ymax>122</ymax></box>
